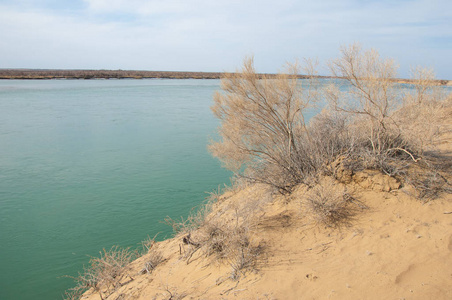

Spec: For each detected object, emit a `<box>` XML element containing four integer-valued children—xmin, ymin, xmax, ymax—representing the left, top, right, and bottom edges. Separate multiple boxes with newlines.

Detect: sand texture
<box><xmin>80</xmin><ymin>177</ymin><xmax>451</xmax><ymax>300</ymax></box>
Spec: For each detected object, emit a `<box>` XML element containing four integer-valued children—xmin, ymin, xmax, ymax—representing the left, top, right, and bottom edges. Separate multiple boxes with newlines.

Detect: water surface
<box><xmin>0</xmin><ymin>79</ymin><xmax>231</xmax><ymax>299</ymax></box>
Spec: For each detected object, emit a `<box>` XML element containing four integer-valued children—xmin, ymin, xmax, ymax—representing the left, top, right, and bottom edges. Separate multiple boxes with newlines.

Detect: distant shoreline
<box><xmin>0</xmin><ymin>69</ymin><xmax>225</xmax><ymax>80</ymax></box>
<box><xmin>0</xmin><ymin>69</ymin><xmax>450</xmax><ymax>85</ymax></box>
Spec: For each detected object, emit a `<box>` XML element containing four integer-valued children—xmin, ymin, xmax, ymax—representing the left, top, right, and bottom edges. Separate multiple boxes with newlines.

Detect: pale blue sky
<box><xmin>0</xmin><ymin>0</ymin><xmax>451</xmax><ymax>78</ymax></box>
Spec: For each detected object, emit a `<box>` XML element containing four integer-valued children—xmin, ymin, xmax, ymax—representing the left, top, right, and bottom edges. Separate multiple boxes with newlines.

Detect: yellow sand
<box><xmin>80</xmin><ymin>179</ymin><xmax>451</xmax><ymax>300</ymax></box>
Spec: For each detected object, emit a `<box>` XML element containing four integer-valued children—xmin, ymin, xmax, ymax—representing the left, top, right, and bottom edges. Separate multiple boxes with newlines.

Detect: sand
<box><xmin>80</xmin><ymin>176</ymin><xmax>451</xmax><ymax>299</ymax></box>
<box><xmin>80</xmin><ymin>104</ymin><xmax>452</xmax><ymax>300</ymax></box>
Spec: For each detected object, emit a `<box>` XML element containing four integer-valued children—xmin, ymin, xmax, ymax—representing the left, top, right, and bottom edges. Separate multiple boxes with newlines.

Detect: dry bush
<box><xmin>141</xmin><ymin>234</ymin><xmax>158</xmax><ymax>253</ymax></box>
<box><xmin>325</xmin><ymin>43</ymin><xmax>406</xmax><ymax>157</ymax></box>
<box><xmin>209</xmin><ymin>57</ymin><xmax>320</xmax><ymax>192</ymax></box>
<box><xmin>403</xmin><ymin>157</ymin><xmax>452</xmax><ymax>201</ymax></box>
<box><xmin>142</xmin><ymin>251</ymin><xmax>164</xmax><ymax>275</ymax></box>
<box><xmin>408</xmin><ymin>170</ymin><xmax>451</xmax><ymax>201</ymax></box>
<box><xmin>404</xmin><ymin>66</ymin><xmax>448</xmax><ymax>105</ymax></box>
<box><xmin>65</xmin><ymin>246</ymin><xmax>135</xmax><ymax>300</ymax></box>
<box><xmin>208</xmin><ymin>47</ymin><xmax>442</xmax><ymax>194</ymax></box>
<box><xmin>190</xmin><ymin>206</ymin><xmax>255</xmax><ymax>260</ymax></box>
<box><xmin>395</xmin><ymin>95</ymin><xmax>451</xmax><ymax>153</ymax></box>
<box><xmin>200</xmin><ymin>188</ymin><xmax>268</xmax><ymax>279</ymax></box>
<box><xmin>228</xmin><ymin>231</ymin><xmax>264</xmax><ymax>280</ymax></box>
<box><xmin>64</xmin><ymin>267</ymin><xmax>98</xmax><ymax>300</ymax></box>
<box><xmin>164</xmin><ymin>180</ymin><xmax>243</xmax><ymax>236</ymax></box>
<box><xmin>176</xmin><ymin>214</ymin><xmax>264</xmax><ymax>279</ymax></box>
<box><xmin>308</xmin><ymin>109</ymin><xmax>355</xmax><ymax>171</ymax></box>
<box><xmin>171</xmin><ymin>183</ymin><xmax>270</xmax><ymax>279</ymax></box>
<box><xmin>195</xmin><ymin>217</ymin><xmax>263</xmax><ymax>280</ymax></box>
<box><xmin>163</xmin><ymin>185</ymin><xmax>241</xmax><ymax>263</ymax></box>
<box><xmin>141</xmin><ymin>236</ymin><xmax>164</xmax><ymax>274</ymax></box>
<box><xmin>325</xmin><ymin>43</ymin><xmax>452</xmax><ymax>159</ymax></box>
<box><xmin>322</xmin><ymin>43</ymin><xmax>452</xmax><ymax>201</ymax></box>
<box><xmin>399</xmin><ymin>67</ymin><xmax>451</xmax><ymax>154</ymax></box>
<box><xmin>159</xmin><ymin>282</ymin><xmax>187</xmax><ymax>300</ymax></box>
<box><xmin>306</xmin><ymin>178</ymin><xmax>357</xmax><ymax>227</ymax></box>
<box><xmin>164</xmin><ymin>195</ymin><xmax>216</xmax><ymax>235</ymax></box>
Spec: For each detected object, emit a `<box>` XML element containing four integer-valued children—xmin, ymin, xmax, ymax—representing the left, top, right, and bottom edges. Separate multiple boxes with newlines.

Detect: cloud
<box><xmin>82</xmin><ymin>0</ymin><xmax>251</xmax><ymax>17</ymax></box>
<box><xmin>0</xmin><ymin>0</ymin><xmax>451</xmax><ymax>78</ymax></box>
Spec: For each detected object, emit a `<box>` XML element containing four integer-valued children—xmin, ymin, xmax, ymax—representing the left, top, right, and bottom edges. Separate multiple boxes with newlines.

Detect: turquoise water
<box><xmin>0</xmin><ymin>79</ymin><xmax>231</xmax><ymax>300</ymax></box>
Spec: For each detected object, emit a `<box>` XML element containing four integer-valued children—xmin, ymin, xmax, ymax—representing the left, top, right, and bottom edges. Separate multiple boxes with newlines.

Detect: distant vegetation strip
<box><xmin>0</xmin><ymin>69</ymin><xmax>225</xmax><ymax>79</ymax></box>
<box><xmin>0</xmin><ymin>69</ymin><xmax>449</xmax><ymax>84</ymax></box>
<box><xmin>0</xmin><ymin>69</ymin><xmax>327</xmax><ymax>80</ymax></box>
<box><xmin>0</xmin><ymin>69</ymin><xmax>309</xmax><ymax>80</ymax></box>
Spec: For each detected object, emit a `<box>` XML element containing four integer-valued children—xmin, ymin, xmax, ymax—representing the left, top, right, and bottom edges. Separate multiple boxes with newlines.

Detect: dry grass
<box><xmin>166</xmin><ymin>183</ymin><xmax>271</xmax><ymax>280</ymax></box>
<box><xmin>228</xmin><ymin>232</ymin><xmax>264</xmax><ymax>280</ymax></box>
<box><xmin>306</xmin><ymin>178</ymin><xmax>358</xmax><ymax>227</ymax></box>
<box><xmin>140</xmin><ymin>236</ymin><xmax>165</xmax><ymax>274</ymax></box>
<box><xmin>402</xmin><ymin>157</ymin><xmax>452</xmax><ymax>201</ymax></box>
<box><xmin>65</xmin><ymin>246</ymin><xmax>136</xmax><ymax>300</ymax></box>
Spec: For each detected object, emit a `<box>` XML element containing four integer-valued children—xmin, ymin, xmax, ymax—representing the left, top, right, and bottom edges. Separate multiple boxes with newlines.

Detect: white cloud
<box><xmin>82</xmin><ymin>0</ymin><xmax>241</xmax><ymax>16</ymax></box>
<box><xmin>0</xmin><ymin>0</ymin><xmax>451</xmax><ymax>78</ymax></box>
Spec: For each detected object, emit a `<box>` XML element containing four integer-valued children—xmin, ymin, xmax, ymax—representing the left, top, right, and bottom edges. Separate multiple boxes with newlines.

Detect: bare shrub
<box><xmin>142</xmin><ymin>252</ymin><xmax>164</xmax><ymax>274</ymax></box>
<box><xmin>308</xmin><ymin>109</ymin><xmax>354</xmax><ymax>171</ymax></box>
<box><xmin>325</xmin><ymin>44</ymin><xmax>452</xmax><ymax>160</ymax></box>
<box><xmin>209</xmin><ymin>57</ymin><xmax>320</xmax><ymax>192</ymax></box>
<box><xmin>141</xmin><ymin>236</ymin><xmax>164</xmax><ymax>274</ymax></box>
<box><xmin>208</xmin><ymin>47</ymin><xmax>448</xmax><ymax>195</ymax></box>
<box><xmin>64</xmin><ymin>267</ymin><xmax>98</xmax><ymax>300</ymax></box>
<box><xmin>164</xmin><ymin>195</ymin><xmax>215</xmax><ymax>235</ymax></box>
<box><xmin>65</xmin><ymin>246</ymin><xmax>135</xmax><ymax>300</ymax></box>
<box><xmin>164</xmin><ymin>185</ymin><xmax>245</xmax><ymax>263</ymax></box>
<box><xmin>322</xmin><ymin>43</ymin><xmax>452</xmax><ymax>202</ymax></box>
<box><xmin>141</xmin><ymin>234</ymin><xmax>158</xmax><ymax>254</ymax></box>
<box><xmin>408</xmin><ymin>170</ymin><xmax>451</xmax><ymax>201</ymax></box>
<box><xmin>205</xmin><ymin>192</ymin><xmax>268</xmax><ymax>279</ymax></box>
<box><xmin>395</xmin><ymin>95</ymin><xmax>451</xmax><ymax>153</ymax></box>
<box><xmin>170</xmin><ymin>183</ymin><xmax>270</xmax><ymax>278</ymax></box>
<box><xmin>403</xmin><ymin>158</ymin><xmax>452</xmax><ymax>201</ymax></box>
<box><xmin>196</xmin><ymin>215</ymin><xmax>263</xmax><ymax>280</ymax></box>
<box><xmin>160</xmin><ymin>282</ymin><xmax>187</xmax><ymax>300</ymax></box>
<box><xmin>404</xmin><ymin>66</ymin><xmax>448</xmax><ymax>105</ymax></box>
<box><xmin>306</xmin><ymin>178</ymin><xmax>357</xmax><ymax>227</ymax></box>
<box><xmin>325</xmin><ymin>43</ymin><xmax>407</xmax><ymax>158</ymax></box>
<box><xmin>191</xmin><ymin>209</ymin><xmax>248</xmax><ymax>260</ymax></box>
<box><xmin>228</xmin><ymin>236</ymin><xmax>264</xmax><ymax>280</ymax></box>
<box><xmin>209</xmin><ymin>44</ymin><xmax>452</xmax><ymax>212</ymax></box>
<box><xmin>209</xmin><ymin>47</ymin><xmax>444</xmax><ymax>195</ymax></box>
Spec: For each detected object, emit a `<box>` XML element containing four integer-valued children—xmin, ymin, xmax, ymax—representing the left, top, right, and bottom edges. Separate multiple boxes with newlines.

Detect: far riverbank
<box><xmin>0</xmin><ymin>69</ymin><xmax>450</xmax><ymax>85</ymax></box>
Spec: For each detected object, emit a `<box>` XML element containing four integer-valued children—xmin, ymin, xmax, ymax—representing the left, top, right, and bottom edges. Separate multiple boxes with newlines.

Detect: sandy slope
<box><xmin>81</xmin><ymin>176</ymin><xmax>451</xmax><ymax>300</ymax></box>
<box><xmin>80</xmin><ymin>105</ymin><xmax>452</xmax><ymax>300</ymax></box>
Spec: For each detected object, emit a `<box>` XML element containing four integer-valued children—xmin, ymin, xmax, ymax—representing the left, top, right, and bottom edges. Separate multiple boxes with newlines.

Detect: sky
<box><xmin>0</xmin><ymin>0</ymin><xmax>451</xmax><ymax>78</ymax></box>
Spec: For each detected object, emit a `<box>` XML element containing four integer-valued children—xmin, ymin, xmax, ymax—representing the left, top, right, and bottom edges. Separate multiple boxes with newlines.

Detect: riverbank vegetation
<box><xmin>0</xmin><ymin>69</ymin><xmax>223</xmax><ymax>80</ymax></box>
<box><xmin>1</xmin><ymin>67</ymin><xmax>451</xmax><ymax>84</ymax></box>
<box><xmin>66</xmin><ymin>44</ymin><xmax>452</xmax><ymax>299</ymax></box>
<box><xmin>210</xmin><ymin>43</ymin><xmax>451</xmax><ymax>197</ymax></box>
